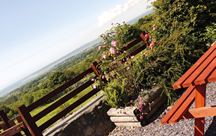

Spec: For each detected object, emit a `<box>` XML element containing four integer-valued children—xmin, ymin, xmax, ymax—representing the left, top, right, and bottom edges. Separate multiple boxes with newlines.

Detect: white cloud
<box><xmin>96</xmin><ymin>0</ymin><xmax>142</xmax><ymax>28</ymax></box>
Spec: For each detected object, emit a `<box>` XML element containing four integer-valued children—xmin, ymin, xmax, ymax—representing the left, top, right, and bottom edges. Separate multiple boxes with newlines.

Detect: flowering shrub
<box><xmin>93</xmin><ymin>23</ymin><xmax>157</xmax><ymax>113</ymax></box>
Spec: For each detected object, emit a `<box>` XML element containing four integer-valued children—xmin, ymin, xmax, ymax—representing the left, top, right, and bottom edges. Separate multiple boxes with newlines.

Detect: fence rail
<box><xmin>0</xmin><ymin>32</ymin><xmax>147</xmax><ymax>136</ymax></box>
<box><xmin>0</xmin><ymin>110</ymin><xmax>31</xmax><ymax>136</ymax></box>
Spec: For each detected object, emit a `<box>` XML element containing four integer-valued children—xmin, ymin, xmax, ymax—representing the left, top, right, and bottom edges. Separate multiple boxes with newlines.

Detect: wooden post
<box><xmin>194</xmin><ymin>84</ymin><xmax>206</xmax><ymax>136</ymax></box>
<box><xmin>18</xmin><ymin>105</ymin><xmax>43</xmax><ymax>136</ymax></box>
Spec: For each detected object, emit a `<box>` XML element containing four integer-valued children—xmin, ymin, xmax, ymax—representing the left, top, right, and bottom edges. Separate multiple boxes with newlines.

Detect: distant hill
<box><xmin>0</xmin><ymin>9</ymin><xmax>154</xmax><ymax>97</ymax></box>
<box><xmin>127</xmin><ymin>9</ymin><xmax>154</xmax><ymax>25</ymax></box>
<box><xmin>0</xmin><ymin>37</ymin><xmax>102</xmax><ymax>97</ymax></box>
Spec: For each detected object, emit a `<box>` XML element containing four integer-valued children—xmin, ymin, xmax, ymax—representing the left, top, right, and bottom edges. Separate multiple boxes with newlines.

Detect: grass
<box><xmin>29</xmin><ymin>85</ymin><xmax>102</xmax><ymax>129</ymax></box>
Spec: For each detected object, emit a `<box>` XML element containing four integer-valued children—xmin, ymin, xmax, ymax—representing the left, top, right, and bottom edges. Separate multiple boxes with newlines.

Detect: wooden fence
<box><xmin>0</xmin><ymin>110</ymin><xmax>31</xmax><ymax>136</ymax></box>
<box><xmin>0</xmin><ymin>32</ymin><xmax>148</xmax><ymax>136</ymax></box>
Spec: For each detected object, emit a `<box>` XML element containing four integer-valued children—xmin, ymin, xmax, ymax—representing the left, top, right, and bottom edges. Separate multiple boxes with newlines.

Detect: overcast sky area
<box><xmin>0</xmin><ymin>0</ymin><xmax>154</xmax><ymax>92</ymax></box>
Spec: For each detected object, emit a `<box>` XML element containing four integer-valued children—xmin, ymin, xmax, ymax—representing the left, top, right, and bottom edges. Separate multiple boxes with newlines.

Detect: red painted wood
<box><xmin>173</xmin><ymin>43</ymin><xmax>216</xmax><ymax>89</ymax></box>
<box><xmin>188</xmin><ymin>105</ymin><xmax>216</xmax><ymax>118</ymax></box>
<box><xmin>208</xmin><ymin>68</ymin><xmax>216</xmax><ymax>83</ymax></box>
<box><xmin>194</xmin><ymin>84</ymin><xmax>206</xmax><ymax>136</ymax></box>
<box><xmin>180</xmin><ymin>110</ymin><xmax>194</xmax><ymax>120</ymax></box>
<box><xmin>160</xmin><ymin>86</ymin><xmax>195</xmax><ymax>125</ymax></box>
<box><xmin>194</xmin><ymin>58</ymin><xmax>216</xmax><ymax>85</ymax></box>
<box><xmin>182</xmin><ymin>50</ymin><xmax>216</xmax><ymax>87</ymax></box>
<box><xmin>169</xmin><ymin>89</ymin><xmax>195</xmax><ymax>124</ymax></box>
<box><xmin>27</xmin><ymin>67</ymin><xmax>93</xmax><ymax>111</ymax></box>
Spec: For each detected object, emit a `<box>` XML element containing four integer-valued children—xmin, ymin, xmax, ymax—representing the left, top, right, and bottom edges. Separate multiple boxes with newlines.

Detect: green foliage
<box><xmin>203</xmin><ymin>23</ymin><xmax>216</xmax><ymax>43</ymax></box>
<box><xmin>0</xmin><ymin>105</ymin><xmax>15</xmax><ymax>118</ymax></box>
<box><xmin>100</xmin><ymin>22</ymin><xmax>142</xmax><ymax>45</ymax></box>
<box><xmin>135</xmin><ymin>0</ymin><xmax>216</xmax><ymax>104</ymax></box>
<box><xmin>23</xmin><ymin>94</ymin><xmax>34</xmax><ymax>105</ymax></box>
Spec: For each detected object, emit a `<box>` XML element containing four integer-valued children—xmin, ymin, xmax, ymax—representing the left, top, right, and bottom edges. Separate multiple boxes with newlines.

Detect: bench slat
<box><xmin>173</xmin><ymin>43</ymin><xmax>216</xmax><ymax>89</ymax></box>
<box><xmin>182</xmin><ymin>49</ymin><xmax>216</xmax><ymax>88</ymax></box>
<box><xmin>169</xmin><ymin>89</ymin><xmax>196</xmax><ymax>124</ymax></box>
<box><xmin>208</xmin><ymin>68</ymin><xmax>216</xmax><ymax>83</ymax></box>
<box><xmin>160</xmin><ymin>86</ymin><xmax>195</xmax><ymax>125</ymax></box>
<box><xmin>194</xmin><ymin>58</ymin><xmax>216</xmax><ymax>85</ymax></box>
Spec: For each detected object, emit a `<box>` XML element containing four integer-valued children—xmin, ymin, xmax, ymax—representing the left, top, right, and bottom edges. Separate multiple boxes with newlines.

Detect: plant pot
<box><xmin>107</xmin><ymin>87</ymin><xmax>167</xmax><ymax>127</ymax></box>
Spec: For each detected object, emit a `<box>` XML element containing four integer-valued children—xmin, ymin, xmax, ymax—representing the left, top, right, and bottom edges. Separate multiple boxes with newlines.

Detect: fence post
<box><xmin>194</xmin><ymin>84</ymin><xmax>206</xmax><ymax>136</ymax></box>
<box><xmin>18</xmin><ymin>105</ymin><xmax>43</xmax><ymax>136</ymax></box>
<box><xmin>0</xmin><ymin>110</ymin><xmax>10</xmax><ymax>128</ymax></box>
<box><xmin>16</xmin><ymin>115</ymin><xmax>32</xmax><ymax>136</ymax></box>
<box><xmin>8</xmin><ymin>119</ymin><xmax>22</xmax><ymax>136</ymax></box>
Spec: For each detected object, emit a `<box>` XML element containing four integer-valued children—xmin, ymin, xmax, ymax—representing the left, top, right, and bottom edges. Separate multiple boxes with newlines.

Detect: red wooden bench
<box><xmin>161</xmin><ymin>42</ymin><xmax>216</xmax><ymax>136</ymax></box>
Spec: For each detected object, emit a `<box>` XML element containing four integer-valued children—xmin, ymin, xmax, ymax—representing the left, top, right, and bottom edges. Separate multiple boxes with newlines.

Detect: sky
<box><xmin>0</xmin><ymin>0</ymin><xmax>154</xmax><ymax>92</ymax></box>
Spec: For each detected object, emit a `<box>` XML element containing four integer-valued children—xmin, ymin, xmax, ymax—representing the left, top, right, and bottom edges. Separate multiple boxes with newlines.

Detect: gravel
<box><xmin>108</xmin><ymin>82</ymin><xmax>216</xmax><ymax>136</ymax></box>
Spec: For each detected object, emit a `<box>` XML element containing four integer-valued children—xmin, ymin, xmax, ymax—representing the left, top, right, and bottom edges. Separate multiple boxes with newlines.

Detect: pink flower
<box><xmin>131</xmin><ymin>56</ymin><xmax>134</xmax><ymax>59</ymax></box>
<box><xmin>114</xmin><ymin>57</ymin><xmax>116</xmax><ymax>60</ymax></box>
<box><xmin>91</xmin><ymin>78</ymin><xmax>95</xmax><ymax>81</ymax></box>
<box><xmin>140</xmin><ymin>116</ymin><xmax>143</xmax><ymax>119</ymax></box>
<box><xmin>111</xmin><ymin>23</ymin><xmax>113</xmax><ymax>25</ymax></box>
<box><xmin>93</xmin><ymin>85</ymin><xmax>97</xmax><ymax>89</ymax></box>
<box><xmin>130</xmin><ymin>100</ymin><xmax>133</xmax><ymax>103</ymax></box>
<box><xmin>152</xmin><ymin>25</ymin><xmax>155</xmax><ymax>27</ymax></box>
<box><xmin>123</xmin><ymin>112</ymin><xmax>126</xmax><ymax>114</ymax></box>
<box><xmin>98</xmin><ymin>46</ymin><xmax>103</xmax><ymax>50</ymax></box>
<box><xmin>141</xmin><ymin>88</ymin><xmax>144</xmax><ymax>91</ymax></box>
<box><xmin>110</xmin><ymin>47</ymin><xmax>115</xmax><ymax>54</ymax></box>
<box><xmin>102</xmin><ymin>75</ymin><xmax>105</xmax><ymax>79</ymax></box>
<box><xmin>145</xmin><ymin>34</ymin><xmax>150</xmax><ymax>40</ymax></box>
<box><xmin>111</xmin><ymin>41</ymin><xmax>117</xmax><ymax>47</ymax></box>
<box><xmin>123</xmin><ymin>44</ymin><xmax>126</xmax><ymax>47</ymax></box>
<box><xmin>150</xmin><ymin>43</ymin><xmax>154</xmax><ymax>49</ymax></box>
<box><xmin>139</xmin><ymin>105</ymin><xmax>143</xmax><ymax>109</ymax></box>
<box><xmin>104</xmin><ymin>42</ymin><xmax>107</xmax><ymax>45</ymax></box>
<box><xmin>139</xmin><ymin>108</ymin><xmax>143</xmax><ymax>112</ymax></box>
<box><xmin>141</xmin><ymin>52</ymin><xmax>143</xmax><ymax>55</ymax></box>
<box><xmin>126</xmin><ymin>58</ymin><xmax>129</xmax><ymax>61</ymax></box>
<box><xmin>139</xmin><ymin>101</ymin><xmax>143</xmax><ymax>105</ymax></box>
<box><xmin>136</xmin><ymin>100</ymin><xmax>139</xmax><ymax>102</ymax></box>
<box><xmin>126</xmin><ymin>67</ymin><xmax>130</xmax><ymax>70</ymax></box>
<box><xmin>103</xmin><ymin>55</ymin><xmax>107</xmax><ymax>59</ymax></box>
<box><xmin>113</xmin><ymin>61</ymin><xmax>117</xmax><ymax>64</ymax></box>
<box><xmin>124</xmin><ymin>51</ymin><xmax>127</xmax><ymax>53</ymax></box>
<box><xmin>98</xmin><ymin>66</ymin><xmax>101</xmax><ymax>69</ymax></box>
<box><xmin>138</xmin><ymin>95</ymin><xmax>141</xmax><ymax>98</ymax></box>
<box><xmin>153</xmin><ymin>27</ymin><xmax>156</xmax><ymax>30</ymax></box>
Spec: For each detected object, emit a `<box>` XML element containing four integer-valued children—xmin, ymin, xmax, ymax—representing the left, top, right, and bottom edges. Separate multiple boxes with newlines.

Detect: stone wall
<box><xmin>43</xmin><ymin>92</ymin><xmax>115</xmax><ymax>136</ymax></box>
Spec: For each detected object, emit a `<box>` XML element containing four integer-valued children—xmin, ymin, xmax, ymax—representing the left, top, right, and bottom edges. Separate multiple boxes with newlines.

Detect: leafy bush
<box><xmin>134</xmin><ymin>0</ymin><xmax>216</xmax><ymax>104</ymax></box>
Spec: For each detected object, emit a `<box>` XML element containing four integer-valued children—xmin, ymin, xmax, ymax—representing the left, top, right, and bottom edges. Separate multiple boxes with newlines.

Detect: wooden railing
<box><xmin>0</xmin><ymin>32</ymin><xmax>148</xmax><ymax>136</ymax></box>
<box><xmin>0</xmin><ymin>110</ymin><xmax>31</xmax><ymax>136</ymax></box>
